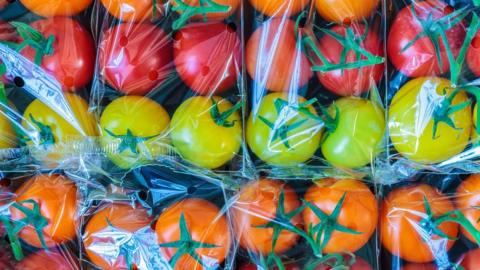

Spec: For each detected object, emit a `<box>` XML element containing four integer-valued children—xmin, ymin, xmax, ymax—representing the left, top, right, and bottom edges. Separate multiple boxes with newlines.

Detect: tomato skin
<box><xmin>246</xmin><ymin>18</ymin><xmax>312</xmax><ymax>92</ymax></box>
<box><xmin>315</xmin><ymin>0</ymin><xmax>379</xmax><ymax>23</ymax></box>
<box><xmin>239</xmin><ymin>263</ymin><xmax>301</xmax><ymax>270</ymax></box>
<box><xmin>316</xmin><ymin>24</ymin><xmax>384</xmax><ymax>96</ymax></box>
<box><xmin>303</xmin><ymin>179</ymin><xmax>378</xmax><ymax>254</ymax></box>
<box><xmin>401</xmin><ymin>264</ymin><xmax>438</xmax><ymax>270</ymax></box>
<box><xmin>10</xmin><ymin>174</ymin><xmax>78</xmax><ymax>248</ymax></box>
<box><xmin>380</xmin><ymin>184</ymin><xmax>458</xmax><ymax>263</ymax></box>
<box><xmin>387</xmin><ymin>1</ymin><xmax>466</xmax><ymax>77</ymax></box>
<box><xmin>231</xmin><ymin>179</ymin><xmax>302</xmax><ymax>255</ymax></box>
<box><xmin>170</xmin><ymin>96</ymin><xmax>242</xmax><ymax>169</ymax></box>
<box><xmin>20</xmin><ymin>0</ymin><xmax>92</xmax><ymax>17</ymax></box>
<box><xmin>314</xmin><ymin>256</ymin><xmax>372</xmax><ymax>270</ymax></box>
<box><xmin>16</xmin><ymin>250</ymin><xmax>79</xmax><ymax>270</ymax></box>
<box><xmin>249</xmin><ymin>0</ymin><xmax>308</xmax><ymax>17</ymax></box>
<box><xmin>388</xmin><ymin>77</ymin><xmax>471</xmax><ymax>164</ymax></box>
<box><xmin>100</xmin><ymin>0</ymin><xmax>163</xmax><ymax>22</ymax></box>
<box><xmin>321</xmin><ymin>97</ymin><xmax>385</xmax><ymax>169</ymax></box>
<box><xmin>246</xmin><ymin>92</ymin><xmax>323</xmax><ymax>166</ymax></box>
<box><xmin>83</xmin><ymin>203</ymin><xmax>152</xmax><ymax>270</ymax></box>
<box><xmin>155</xmin><ymin>198</ymin><xmax>231</xmax><ymax>270</ymax></box>
<box><xmin>455</xmin><ymin>174</ymin><xmax>480</xmax><ymax>243</ymax></box>
<box><xmin>467</xmin><ymin>31</ymin><xmax>480</xmax><ymax>76</ymax></box>
<box><xmin>173</xmin><ymin>22</ymin><xmax>241</xmax><ymax>95</ymax></box>
<box><xmin>171</xmin><ymin>0</ymin><xmax>240</xmax><ymax>20</ymax></box>
<box><xmin>0</xmin><ymin>105</ymin><xmax>16</xmax><ymax>149</ymax></box>
<box><xmin>100</xmin><ymin>96</ymin><xmax>170</xmax><ymax>169</ymax></box>
<box><xmin>459</xmin><ymin>248</ymin><xmax>480</xmax><ymax>270</ymax></box>
<box><xmin>99</xmin><ymin>23</ymin><xmax>172</xmax><ymax>95</ymax></box>
<box><xmin>20</xmin><ymin>18</ymin><xmax>95</xmax><ymax>91</ymax></box>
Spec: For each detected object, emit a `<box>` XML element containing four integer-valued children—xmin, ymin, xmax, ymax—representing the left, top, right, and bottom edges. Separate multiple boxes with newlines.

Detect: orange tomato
<box><xmin>155</xmin><ymin>198</ymin><xmax>231</xmax><ymax>270</ymax></box>
<box><xmin>10</xmin><ymin>174</ymin><xmax>78</xmax><ymax>248</ymax></box>
<box><xmin>303</xmin><ymin>178</ymin><xmax>378</xmax><ymax>254</ymax></box>
<box><xmin>455</xmin><ymin>174</ymin><xmax>480</xmax><ymax>243</ymax></box>
<box><xmin>249</xmin><ymin>0</ymin><xmax>309</xmax><ymax>17</ymax></box>
<box><xmin>380</xmin><ymin>184</ymin><xmax>458</xmax><ymax>263</ymax></box>
<box><xmin>83</xmin><ymin>203</ymin><xmax>152</xmax><ymax>270</ymax></box>
<box><xmin>20</xmin><ymin>0</ymin><xmax>93</xmax><ymax>17</ymax></box>
<box><xmin>231</xmin><ymin>179</ymin><xmax>302</xmax><ymax>255</ymax></box>
<box><xmin>401</xmin><ymin>264</ymin><xmax>438</xmax><ymax>270</ymax></box>
<box><xmin>459</xmin><ymin>248</ymin><xmax>480</xmax><ymax>269</ymax></box>
<box><xmin>171</xmin><ymin>0</ymin><xmax>240</xmax><ymax>21</ymax></box>
<box><xmin>100</xmin><ymin>0</ymin><xmax>163</xmax><ymax>22</ymax></box>
<box><xmin>315</xmin><ymin>0</ymin><xmax>380</xmax><ymax>23</ymax></box>
<box><xmin>16</xmin><ymin>250</ymin><xmax>79</xmax><ymax>270</ymax></box>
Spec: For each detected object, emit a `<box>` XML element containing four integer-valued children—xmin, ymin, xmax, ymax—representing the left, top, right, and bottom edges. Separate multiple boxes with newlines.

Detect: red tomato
<box><xmin>0</xmin><ymin>1</ymin><xmax>8</xmax><ymax>9</ymax></box>
<box><xmin>316</xmin><ymin>23</ymin><xmax>384</xmax><ymax>96</ymax></box>
<box><xmin>239</xmin><ymin>262</ymin><xmax>301</xmax><ymax>270</ymax></box>
<box><xmin>314</xmin><ymin>256</ymin><xmax>372</xmax><ymax>270</ymax></box>
<box><xmin>20</xmin><ymin>17</ymin><xmax>95</xmax><ymax>91</ymax></box>
<box><xmin>0</xmin><ymin>21</ymin><xmax>17</xmax><ymax>42</ymax></box>
<box><xmin>99</xmin><ymin>23</ymin><xmax>172</xmax><ymax>95</ymax></box>
<box><xmin>20</xmin><ymin>0</ymin><xmax>92</xmax><ymax>17</ymax></box>
<box><xmin>455</xmin><ymin>174</ymin><xmax>480</xmax><ymax>243</ymax></box>
<box><xmin>16</xmin><ymin>250</ymin><xmax>79</xmax><ymax>270</ymax></box>
<box><xmin>387</xmin><ymin>1</ymin><xmax>466</xmax><ymax>77</ymax></box>
<box><xmin>401</xmin><ymin>264</ymin><xmax>438</xmax><ymax>270</ymax></box>
<box><xmin>459</xmin><ymin>248</ymin><xmax>480</xmax><ymax>270</ymax></box>
<box><xmin>173</xmin><ymin>22</ymin><xmax>241</xmax><ymax>95</ymax></box>
<box><xmin>467</xmin><ymin>31</ymin><xmax>480</xmax><ymax>76</ymax></box>
<box><xmin>246</xmin><ymin>18</ymin><xmax>312</xmax><ymax>92</ymax></box>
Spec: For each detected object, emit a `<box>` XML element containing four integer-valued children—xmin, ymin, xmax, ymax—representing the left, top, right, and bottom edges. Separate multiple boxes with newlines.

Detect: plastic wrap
<box><xmin>244</xmin><ymin>0</ymin><xmax>387</xmax><ymax>179</ymax></box>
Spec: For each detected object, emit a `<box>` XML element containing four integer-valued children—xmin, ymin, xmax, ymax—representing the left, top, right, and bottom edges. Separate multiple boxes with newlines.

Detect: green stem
<box><xmin>7</xmin><ymin>21</ymin><xmax>55</xmax><ymax>65</ymax></box>
<box><xmin>104</xmin><ymin>128</ymin><xmax>160</xmax><ymax>154</ymax></box>
<box><xmin>172</xmin><ymin>0</ymin><xmax>231</xmax><ymax>30</ymax></box>
<box><xmin>210</xmin><ymin>98</ymin><xmax>242</xmax><ymax>128</ymax></box>
<box><xmin>431</xmin><ymin>88</ymin><xmax>471</xmax><ymax>139</ymax></box>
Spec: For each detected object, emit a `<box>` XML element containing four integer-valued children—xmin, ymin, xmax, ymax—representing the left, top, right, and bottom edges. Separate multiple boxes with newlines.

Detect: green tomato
<box><xmin>246</xmin><ymin>92</ymin><xmax>323</xmax><ymax>166</ymax></box>
<box><xmin>170</xmin><ymin>96</ymin><xmax>242</xmax><ymax>169</ymax></box>
<box><xmin>321</xmin><ymin>97</ymin><xmax>385</xmax><ymax>169</ymax></box>
<box><xmin>100</xmin><ymin>96</ymin><xmax>170</xmax><ymax>169</ymax></box>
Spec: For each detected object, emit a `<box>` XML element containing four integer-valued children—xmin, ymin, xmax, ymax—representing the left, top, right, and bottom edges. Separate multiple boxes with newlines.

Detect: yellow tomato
<box><xmin>0</xmin><ymin>104</ymin><xmax>16</xmax><ymax>149</ymax></box>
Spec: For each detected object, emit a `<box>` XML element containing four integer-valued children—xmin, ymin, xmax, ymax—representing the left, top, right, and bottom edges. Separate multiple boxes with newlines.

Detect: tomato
<box><xmin>315</xmin><ymin>24</ymin><xmax>384</xmax><ymax>96</ymax></box>
<box><xmin>100</xmin><ymin>96</ymin><xmax>170</xmax><ymax>169</ymax></box>
<box><xmin>246</xmin><ymin>18</ymin><xmax>312</xmax><ymax>92</ymax></box>
<box><xmin>473</xmin><ymin>104</ymin><xmax>479</xmax><ymax>144</ymax></box>
<box><xmin>239</xmin><ymin>262</ymin><xmax>301</xmax><ymax>270</ymax></box>
<box><xmin>100</xmin><ymin>0</ymin><xmax>163</xmax><ymax>22</ymax></box>
<box><xmin>388</xmin><ymin>77</ymin><xmax>471</xmax><ymax>164</ymax></box>
<box><xmin>467</xmin><ymin>31</ymin><xmax>480</xmax><ymax>76</ymax></box>
<box><xmin>20</xmin><ymin>0</ymin><xmax>92</xmax><ymax>17</ymax></box>
<box><xmin>173</xmin><ymin>22</ymin><xmax>241</xmax><ymax>95</ymax></box>
<box><xmin>231</xmin><ymin>179</ymin><xmax>302</xmax><ymax>255</ymax></box>
<box><xmin>9</xmin><ymin>174</ymin><xmax>78</xmax><ymax>248</ymax></box>
<box><xmin>248</xmin><ymin>0</ymin><xmax>308</xmax><ymax>17</ymax></box>
<box><xmin>459</xmin><ymin>248</ymin><xmax>480</xmax><ymax>270</ymax></box>
<box><xmin>303</xmin><ymin>178</ymin><xmax>377</xmax><ymax>254</ymax></box>
<box><xmin>155</xmin><ymin>198</ymin><xmax>231</xmax><ymax>270</ymax></box>
<box><xmin>401</xmin><ymin>264</ymin><xmax>438</xmax><ymax>270</ymax></box>
<box><xmin>16</xmin><ymin>250</ymin><xmax>79</xmax><ymax>270</ymax></box>
<box><xmin>99</xmin><ymin>23</ymin><xmax>172</xmax><ymax>95</ymax></box>
<box><xmin>380</xmin><ymin>184</ymin><xmax>458</xmax><ymax>263</ymax></box>
<box><xmin>0</xmin><ymin>105</ymin><xmax>16</xmax><ymax>149</ymax></box>
<box><xmin>314</xmin><ymin>256</ymin><xmax>372</xmax><ymax>270</ymax></box>
<box><xmin>387</xmin><ymin>1</ymin><xmax>466</xmax><ymax>77</ymax></box>
<box><xmin>455</xmin><ymin>174</ymin><xmax>480</xmax><ymax>243</ymax></box>
<box><xmin>171</xmin><ymin>0</ymin><xmax>240</xmax><ymax>21</ymax></box>
<box><xmin>83</xmin><ymin>203</ymin><xmax>152</xmax><ymax>270</ymax></box>
<box><xmin>246</xmin><ymin>92</ymin><xmax>323</xmax><ymax>166</ymax></box>
<box><xmin>22</xmin><ymin>93</ymin><xmax>98</xmax><ymax>165</ymax></box>
<box><xmin>20</xmin><ymin>18</ymin><xmax>95</xmax><ymax>91</ymax></box>
<box><xmin>170</xmin><ymin>96</ymin><xmax>241</xmax><ymax>169</ymax></box>
<box><xmin>321</xmin><ymin>97</ymin><xmax>385</xmax><ymax>169</ymax></box>
<box><xmin>315</xmin><ymin>0</ymin><xmax>379</xmax><ymax>23</ymax></box>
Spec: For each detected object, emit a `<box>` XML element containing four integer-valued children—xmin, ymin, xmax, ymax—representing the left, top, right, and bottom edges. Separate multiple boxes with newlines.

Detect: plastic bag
<box><xmin>244</xmin><ymin>0</ymin><xmax>387</xmax><ymax>179</ymax></box>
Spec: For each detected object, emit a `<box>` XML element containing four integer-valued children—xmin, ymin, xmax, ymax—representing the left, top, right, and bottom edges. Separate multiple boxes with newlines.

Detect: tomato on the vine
<box><xmin>155</xmin><ymin>198</ymin><xmax>231</xmax><ymax>269</ymax></box>
<box><xmin>388</xmin><ymin>77</ymin><xmax>471</xmax><ymax>164</ymax></box>
<box><xmin>99</xmin><ymin>23</ymin><xmax>172</xmax><ymax>95</ymax></box>
<box><xmin>231</xmin><ymin>179</ymin><xmax>302</xmax><ymax>255</ymax></box>
<box><xmin>248</xmin><ymin>0</ymin><xmax>308</xmax><ymax>17</ymax></box>
<box><xmin>100</xmin><ymin>0</ymin><xmax>163</xmax><ymax>22</ymax></box>
<box><xmin>0</xmin><ymin>106</ymin><xmax>16</xmax><ymax>149</ymax></box>
<box><xmin>20</xmin><ymin>0</ymin><xmax>92</xmax><ymax>17</ymax></box>
<box><xmin>455</xmin><ymin>174</ymin><xmax>480</xmax><ymax>243</ymax></box>
<box><xmin>380</xmin><ymin>184</ymin><xmax>458</xmax><ymax>263</ymax></box>
<box><xmin>458</xmin><ymin>248</ymin><xmax>480</xmax><ymax>270</ymax></box>
<box><xmin>9</xmin><ymin>174</ymin><xmax>78</xmax><ymax>248</ymax></box>
<box><xmin>315</xmin><ymin>24</ymin><xmax>384</xmax><ymax>96</ymax></box>
<box><xmin>20</xmin><ymin>17</ymin><xmax>95</xmax><ymax>91</ymax></box>
<box><xmin>246</xmin><ymin>18</ymin><xmax>312</xmax><ymax>92</ymax></box>
<box><xmin>467</xmin><ymin>30</ymin><xmax>480</xmax><ymax>76</ymax></box>
<box><xmin>170</xmin><ymin>96</ymin><xmax>242</xmax><ymax>169</ymax></box>
<box><xmin>16</xmin><ymin>250</ymin><xmax>79</xmax><ymax>270</ymax></box>
<box><xmin>321</xmin><ymin>97</ymin><xmax>385</xmax><ymax>169</ymax></box>
<box><xmin>303</xmin><ymin>178</ymin><xmax>377</xmax><ymax>254</ymax></box>
<box><xmin>173</xmin><ymin>22</ymin><xmax>241</xmax><ymax>95</ymax></box>
<box><xmin>246</xmin><ymin>92</ymin><xmax>323</xmax><ymax>166</ymax></box>
<box><xmin>100</xmin><ymin>96</ymin><xmax>170</xmax><ymax>169</ymax></box>
<box><xmin>315</xmin><ymin>0</ymin><xmax>380</xmax><ymax>23</ymax></box>
<box><xmin>387</xmin><ymin>1</ymin><xmax>466</xmax><ymax>77</ymax></box>
<box><xmin>171</xmin><ymin>0</ymin><xmax>240</xmax><ymax>21</ymax></box>
<box><xmin>83</xmin><ymin>203</ymin><xmax>152</xmax><ymax>270</ymax></box>
<box><xmin>314</xmin><ymin>256</ymin><xmax>372</xmax><ymax>270</ymax></box>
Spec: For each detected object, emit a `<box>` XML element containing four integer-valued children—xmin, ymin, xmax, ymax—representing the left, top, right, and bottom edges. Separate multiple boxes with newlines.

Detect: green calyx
<box><xmin>158</xmin><ymin>213</ymin><xmax>219</xmax><ymax>268</ymax></box>
<box><xmin>2</xmin><ymin>21</ymin><xmax>55</xmax><ymax>65</ymax></box>
<box><xmin>0</xmin><ymin>200</ymin><xmax>49</xmax><ymax>261</ymax></box>
<box><xmin>29</xmin><ymin>114</ymin><xmax>55</xmax><ymax>146</ymax></box>
<box><xmin>104</xmin><ymin>128</ymin><xmax>160</xmax><ymax>154</ymax></box>
<box><xmin>171</xmin><ymin>0</ymin><xmax>231</xmax><ymax>30</ymax></box>
<box><xmin>431</xmin><ymin>88</ymin><xmax>471</xmax><ymax>139</ymax></box>
<box><xmin>210</xmin><ymin>98</ymin><xmax>242</xmax><ymax>128</ymax></box>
